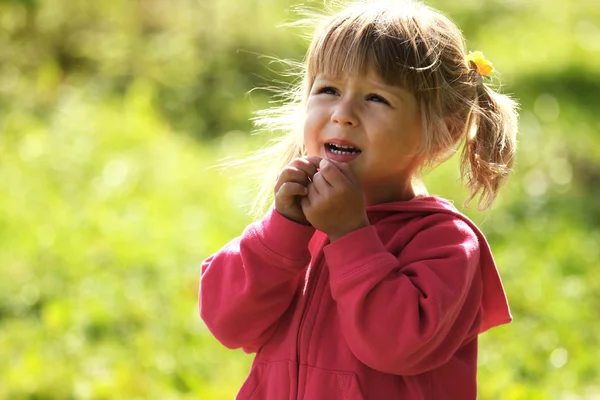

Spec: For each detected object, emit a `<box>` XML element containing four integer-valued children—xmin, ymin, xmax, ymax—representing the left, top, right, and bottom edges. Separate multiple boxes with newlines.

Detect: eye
<box><xmin>316</xmin><ymin>86</ymin><xmax>339</xmax><ymax>96</ymax></box>
<box><xmin>366</xmin><ymin>94</ymin><xmax>390</xmax><ymax>105</ymax></box>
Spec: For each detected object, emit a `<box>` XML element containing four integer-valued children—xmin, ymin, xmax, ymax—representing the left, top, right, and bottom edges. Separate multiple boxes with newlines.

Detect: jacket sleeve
<box><xmin>325</xmin><ymin>215</ymin><xmax>483</xmax><ymax>375</ymax></box>
<box><xmin>199</xmin><ymin>208</ymin><xmax>314</xmax><ymax>353</ymax></box>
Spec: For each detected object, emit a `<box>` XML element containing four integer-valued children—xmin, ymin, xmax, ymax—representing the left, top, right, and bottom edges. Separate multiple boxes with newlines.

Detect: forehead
<box><xmin>306</xmin><ymin>12</ymin><xmax>427</xmax><ymax>93</ymax></box>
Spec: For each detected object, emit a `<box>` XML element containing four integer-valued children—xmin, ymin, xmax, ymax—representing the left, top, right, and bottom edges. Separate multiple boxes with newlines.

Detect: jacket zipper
<box><xmin>295</xmin><ymin>238</ymin><xmax>327</xmax><ymax>400</ymax></box>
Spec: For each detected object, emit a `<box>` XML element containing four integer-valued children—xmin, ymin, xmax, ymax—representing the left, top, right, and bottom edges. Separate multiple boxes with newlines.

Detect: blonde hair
<box><xmin>241</xmin><ymin>0</ymin><xmax>518</xmax><ymax>216</ymax></box>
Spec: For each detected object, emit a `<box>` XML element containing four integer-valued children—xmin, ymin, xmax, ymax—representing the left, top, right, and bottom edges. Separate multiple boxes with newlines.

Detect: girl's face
<box><xmin>304</xmin><ymin>70</ymin><xmax>424</xmax><ymax>205</ymax></box>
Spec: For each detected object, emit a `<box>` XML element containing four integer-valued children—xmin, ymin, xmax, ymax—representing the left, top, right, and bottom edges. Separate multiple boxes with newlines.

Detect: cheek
<box><xmin>302</xmin><ymin>129</ymin><xmax>318</xmax><ymax>157</ymax></box>
<box><xmin>303</xmin><ymin>113</ymin><xmax>323</xmax><ymax>156</ymax></box>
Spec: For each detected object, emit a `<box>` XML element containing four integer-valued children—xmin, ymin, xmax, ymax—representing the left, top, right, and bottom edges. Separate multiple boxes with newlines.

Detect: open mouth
<box><xmin>325</xmin><ymin>143</ymin><xmax>362</xmax><ymax>155</ymax></box>
<box><xmin>324</xmin><ymin>142</ymin><xmax>362</xmax><ymax>163</ymax></box>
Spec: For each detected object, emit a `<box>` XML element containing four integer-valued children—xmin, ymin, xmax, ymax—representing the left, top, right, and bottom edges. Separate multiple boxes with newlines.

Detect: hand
<box><xmin>274</xmin><ymin>156</ymin><xmax>322</xmax><ymax>225</ymax></box>
<box><xmin>300</xmin><ymin>159</ymin><xmax>370</xmax><ymax>241</ymax></box>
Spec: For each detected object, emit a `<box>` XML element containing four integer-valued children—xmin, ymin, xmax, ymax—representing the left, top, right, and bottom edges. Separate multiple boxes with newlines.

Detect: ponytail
<box><xmin>460</xmin><ymin>84</ymin><xmax>519</xmax><ymax>210</ymax></box>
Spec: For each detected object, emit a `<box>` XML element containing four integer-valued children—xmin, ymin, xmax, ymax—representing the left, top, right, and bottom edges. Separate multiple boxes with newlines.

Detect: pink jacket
<box><xmin>200</xmin><ymin>196</ymin><xmax>512</xmax><ymax>399</ymax></box>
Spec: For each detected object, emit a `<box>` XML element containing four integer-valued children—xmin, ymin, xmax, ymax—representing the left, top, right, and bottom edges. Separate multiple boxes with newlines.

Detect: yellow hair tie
<box><xmin>466</xmin><ymin>51</ymin><xmax>494</xmax><ymax>77</ymax></box>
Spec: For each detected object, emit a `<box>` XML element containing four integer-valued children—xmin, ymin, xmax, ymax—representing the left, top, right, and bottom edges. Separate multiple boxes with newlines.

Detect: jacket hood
<box><xmin>366</xmin><ymin>196</ymin><xmax>512</xmax><ymax>333</ymax></box>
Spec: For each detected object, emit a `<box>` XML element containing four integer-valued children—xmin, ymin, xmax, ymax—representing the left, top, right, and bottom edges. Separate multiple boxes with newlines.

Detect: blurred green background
<box><xmin>1</xmin><ymin>0</ymin><xmax>599</xmax><ymax>398</ymax></box>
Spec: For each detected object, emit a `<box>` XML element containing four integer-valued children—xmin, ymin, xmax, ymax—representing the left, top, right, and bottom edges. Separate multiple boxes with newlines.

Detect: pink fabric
<box><xmin>200</xmin><ymin>196</ymin><xmax>511</xmax><ymax>399</ymax></box>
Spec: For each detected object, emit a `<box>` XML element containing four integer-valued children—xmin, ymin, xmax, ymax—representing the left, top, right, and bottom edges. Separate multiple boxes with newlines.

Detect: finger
<box><xmin>311</xmin><ymin>171</ymin><xmax>331</xmax><ymax>193</ymax></box>
<box><xmin>306</xmin><ymin>181</ymin><xmax>319</xmax><ymax>202</ymax></box>
<box><xmin>327</xmin><ymin>159</ymin><xmax>360</xmax><ymax>184</ymax></box>
<box><xmin>303</xmin><ymin>156</ymin><xmax>322</xmax><ymax>169</ymax></box>
<box><xmin>289</xmin><ymin>157</ymin><xmax>320</xmax><ymax>180</ymax></box>
<box><xmin>318</xmin><ymin>158</ymin><xmax>352</xmax><ymax>187</ymax></box>
<box><xmin>300</xmin><ymin>193</ymin><xmax>310</xmax><ymax>210</ymax></box>
<box><xmin>275</xmin><ymin>166</ymin><xmax>311</xmax><ymax>190</ymax></box>
<box><xmin>277</xmin><ymin>182</ymin><xmax>308</xmax><ymax>200</ymax></box>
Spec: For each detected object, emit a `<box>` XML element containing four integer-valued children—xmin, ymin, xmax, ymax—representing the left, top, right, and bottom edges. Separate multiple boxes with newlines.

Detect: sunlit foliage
<box><xmin>1</xmin><ymin>0</ymin><xmax>599</xmax><ymax>398</ymax></box>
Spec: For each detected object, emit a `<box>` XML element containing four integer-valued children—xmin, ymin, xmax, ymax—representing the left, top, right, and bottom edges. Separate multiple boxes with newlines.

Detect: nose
<box><xmin>331</xmin><ymin>99</ymin><xmax>359</xmax><ymax>127</ymax></box>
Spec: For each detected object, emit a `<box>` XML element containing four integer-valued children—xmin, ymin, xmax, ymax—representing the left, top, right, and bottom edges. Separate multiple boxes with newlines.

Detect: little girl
<box><xmin>200</xmin><ymin>0</ymin><xmax>518</xmax><ymax>398</ymax></box>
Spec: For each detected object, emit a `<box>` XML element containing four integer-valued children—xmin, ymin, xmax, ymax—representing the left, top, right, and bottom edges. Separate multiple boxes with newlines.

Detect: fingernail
<box><xmin>320</xmin><ymin>159</ymin><xmax>329</xmax><ymax>167</ymax></box>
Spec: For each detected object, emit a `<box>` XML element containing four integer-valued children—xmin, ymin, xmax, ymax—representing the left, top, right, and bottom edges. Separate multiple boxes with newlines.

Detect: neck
<box><xmin>363</xmin><ymin>177</ymin><xmax>427</xmax><ymax>206</ymax></box>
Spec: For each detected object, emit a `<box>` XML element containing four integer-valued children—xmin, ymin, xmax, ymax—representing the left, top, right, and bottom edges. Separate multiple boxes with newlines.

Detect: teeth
<box><xmin>331</xmin><ymin>149</ymin><xmax>357</xmax><ymax>155</ymax></box>
<box><xmin>327</xmin><ymin>143</ymin><xmax>361</xmax><ymax>154</ymax></box>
